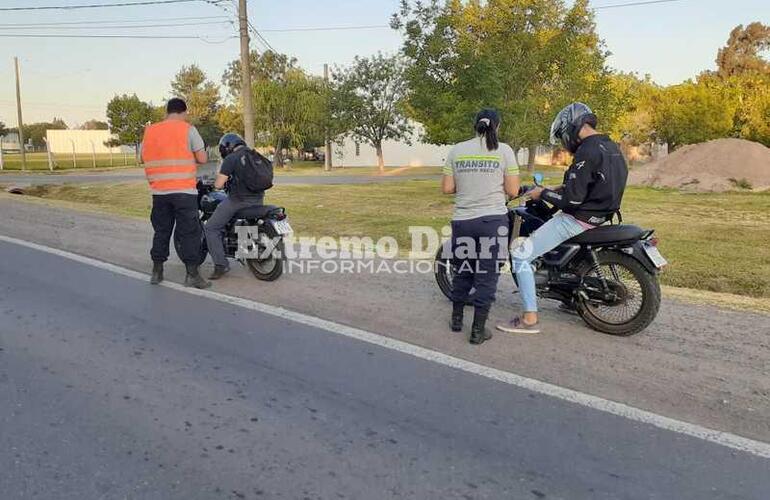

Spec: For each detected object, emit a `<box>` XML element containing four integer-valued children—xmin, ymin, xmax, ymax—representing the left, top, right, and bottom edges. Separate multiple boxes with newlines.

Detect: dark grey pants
<box><xmin>204</xmin><ymin>195</ymin><xmax>264</xmax><ymax>268</ymax></box>
<box><xmin>450</xmin><ymin>214</ymin><xmax>509</xmax><ymax>312</ymax></box>
<box><xmin>150</xmin><ymin>193</ymin><xmax>201</xmax><ymax>265</ymax></box>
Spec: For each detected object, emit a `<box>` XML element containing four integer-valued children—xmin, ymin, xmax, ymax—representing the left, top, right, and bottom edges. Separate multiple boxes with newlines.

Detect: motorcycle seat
<box><xmin>234</xmin><ymin>204</ymin><xmax>280</xmax><ymax>219</ymax></box>
<box><xmin>567</xmin><ymin>224</ymin><xmax>646</xmax><ymax>245</ymax></box>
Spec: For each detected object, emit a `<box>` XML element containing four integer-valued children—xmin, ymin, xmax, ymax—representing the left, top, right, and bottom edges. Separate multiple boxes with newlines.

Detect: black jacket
<box><xmin>541</xmin><ymin>134</ymin><xmax>627</xmax><ymax>225</ymax></box>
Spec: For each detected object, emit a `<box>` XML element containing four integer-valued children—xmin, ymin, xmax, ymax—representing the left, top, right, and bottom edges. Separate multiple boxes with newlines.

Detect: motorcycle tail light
<box><xmin>649</xmin><ymin>237</ymin><xmax>659</xmax><ymax>247</ymax></box>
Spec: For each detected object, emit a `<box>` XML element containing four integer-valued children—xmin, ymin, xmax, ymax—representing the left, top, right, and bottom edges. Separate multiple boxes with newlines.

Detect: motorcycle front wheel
<box><xmin>575</xmin><ymin>251</ymin><xmax>661</xmax><ymax>336</ymax></box>
<box><xmin>173</xmin><ymin>220</ymin><xmax>208</xmax><ymax>267</ymax></box>
<box><xmin>434</xmin><ymin>242</ymin><xmax>478</xmax><ymax>306</ymax></box>
<box><xmin>434</xmin><ymin>242</ymin><xmax>454</xmax><ymax>301</ymax></box>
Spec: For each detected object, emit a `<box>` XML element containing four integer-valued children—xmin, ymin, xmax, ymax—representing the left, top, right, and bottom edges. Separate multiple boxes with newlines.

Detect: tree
<box><xmin>219</xmin><ymin>49</ymin><xmax>326</xmax><ymax>166</ymax></box>
<box><xmin>222</xmin><ymin>50</ymin><xmax>298</xmax><ymax>99</ymax></box>
<box><xmin>170</xmin><ymin>64</ymin><xmax>222</xmax><ymax>146</ymax></box>
<box><xmin>604</xmin><ymin>72</ymin><xmax>660</xmax><ymax>146</ymax></box>
<box><xmin>215</xmin><ymin>104</ymin><xmax>244</xmax><ymax>136</ymax></box>
<box><xmin>10</xmin><ymin>118</ymin><xmax>68</xmax><ymax>149</ymax></box>
<box><xmin>716</xmin><ymin>22</ymin><xmax>770</xmax><ymax>78</ymax></box>
<box><xmin>651</xmin><ymin>78</ymin><xmax>739</xmax><ymax>150</ymax></box>
<box><xmin>80</xmin><ymin>119</ymin><xmax>109</xmax><ymax>130</ymax></box>
<box><xmin>393</xmin><ymin>0</ymin><xmax>610</xmax><ymax>170</ymax></box>
<box><xmin>724</xmin><ymin>72</ymin><xmax>770</xmax><ymax>147</ymax></box>
<box><xmin>105</xmin><ymin>94</ymin><xmax>155</xmax><ymax>159</ymax></box>
<box><xmin>252</xmin><ymin>67</ymin><xmax>326</xmax><ymax>167</ymax></box>
<box><xmin>738</xmin><ymin>76</ymin><xmax>770</xmax><ymax>146</ymax></box>
<box><xmin>332</xmin><ymin>53</ymin><xmax>413</xmax><ymax>171</ymax></box>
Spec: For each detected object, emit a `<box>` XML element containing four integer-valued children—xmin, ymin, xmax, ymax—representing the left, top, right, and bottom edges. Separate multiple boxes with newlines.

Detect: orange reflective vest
<box><xmin>141</xmin><ymin>119</ymin><xmax>197</xmax><ymax>194</ymax></box>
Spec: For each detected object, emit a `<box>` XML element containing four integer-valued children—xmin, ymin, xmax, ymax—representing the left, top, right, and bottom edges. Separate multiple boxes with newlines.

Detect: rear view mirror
<box><xmin>533</xmin><ymin>172</ymin><xmax>544</xmax><ymax>186</ymax></box>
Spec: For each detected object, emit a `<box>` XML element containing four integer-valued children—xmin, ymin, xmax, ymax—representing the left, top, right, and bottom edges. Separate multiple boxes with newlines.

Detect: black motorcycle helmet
<box><xmin>218</xmin><ymin>132</ymin><xmax>247</xmax><ymax>159</ymax></box>
<box><xmin>549</xmin><ymin>102</ymin><xmax>598</xmax><ymax>154</ymax></box>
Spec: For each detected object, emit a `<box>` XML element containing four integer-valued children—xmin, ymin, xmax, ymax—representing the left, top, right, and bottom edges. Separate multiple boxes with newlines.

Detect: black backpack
<box><xmin>234</xmin><ymin>149</ymin><xmax>274</xmax><ymax>193</ymax></box>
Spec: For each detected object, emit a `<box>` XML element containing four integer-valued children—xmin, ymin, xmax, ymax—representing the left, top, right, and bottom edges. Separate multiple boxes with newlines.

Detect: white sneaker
<box><xmin>496</xmin><ymin>317</ymin><xmax>541</xmax><ymax>334</ymax></box>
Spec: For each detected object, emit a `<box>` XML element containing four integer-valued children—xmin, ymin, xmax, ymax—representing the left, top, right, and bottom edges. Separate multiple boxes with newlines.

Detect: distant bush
<box><xmin>728</xmin><ymin>177</ymin><xmax>753</xmax><ymax>190</ymax></box>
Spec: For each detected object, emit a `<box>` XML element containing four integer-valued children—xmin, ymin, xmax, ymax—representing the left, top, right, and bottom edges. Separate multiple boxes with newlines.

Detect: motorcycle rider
<box><xmin>204</xmin><ymin>133</ymin><xmax>266</xmax><ymax>280</ymax></box>
<box><xmin>497</xmin><ymin>102</ymin><xmax>628</xmax><ymax>334</ymax></box>
<box><xmin>443</xmin><ymin>109</ymin><xmax>520</xmax><ymax>345</ymax></box>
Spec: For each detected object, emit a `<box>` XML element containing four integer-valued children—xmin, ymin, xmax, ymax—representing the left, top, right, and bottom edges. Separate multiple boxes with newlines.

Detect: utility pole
<box><xmin>14</xmin><ymin>57</ymin><xmax>27</xmax><ymax>171</ymax></box>
<box><xmin>238</xmin><ymin>0</ymin><xmax>255</xmax><ymax>147</ymax></box>
<box><xmin>324</xmin><ymin>63</ymin><xmax>332</xmax><ymax>171</ymax></box>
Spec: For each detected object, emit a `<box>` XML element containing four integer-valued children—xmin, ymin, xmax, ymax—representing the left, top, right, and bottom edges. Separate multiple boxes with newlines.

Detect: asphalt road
<box><xmin>0</xmin><ymin>163</ymin><xmax>439</xmax><ymax>186</ymax></box>
<box><xmin>1</xmin><ymin>240</ymin><xmax>768</xmax><ymax>499</ymax></box>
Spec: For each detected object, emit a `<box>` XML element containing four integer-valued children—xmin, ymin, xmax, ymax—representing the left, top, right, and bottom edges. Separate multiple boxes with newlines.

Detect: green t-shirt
<box><xmin>444</xmin><ymin>138</ymin><xmax>519</xmax><ymax>220</ymax></box>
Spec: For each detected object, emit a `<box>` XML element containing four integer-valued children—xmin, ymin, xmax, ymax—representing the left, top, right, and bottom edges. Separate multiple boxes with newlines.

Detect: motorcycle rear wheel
<box><xmin>575</xmin><ymin>251</ymin><xmax>661</xmax><ymax>336</ymax></box>
<box><xmin>246</xmin><ymin>223</ymin><xmax>285</xmax><ymax>281</ymax></box>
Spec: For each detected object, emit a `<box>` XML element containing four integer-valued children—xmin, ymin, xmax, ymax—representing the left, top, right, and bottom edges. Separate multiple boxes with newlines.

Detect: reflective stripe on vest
<box><xmin>141</xmin><ymin>120</ymin><xmax>197</xmax><ymax>194</ymax></box>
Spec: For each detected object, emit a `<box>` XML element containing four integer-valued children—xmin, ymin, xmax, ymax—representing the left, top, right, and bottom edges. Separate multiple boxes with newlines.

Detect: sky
<box><xmin>0</xmin><ymin>0</ymin><xmax>768</xmax><ymax>127</ymax></box>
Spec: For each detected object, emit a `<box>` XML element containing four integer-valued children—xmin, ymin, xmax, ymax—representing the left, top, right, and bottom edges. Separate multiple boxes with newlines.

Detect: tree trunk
<box><xmin>527</xmin><ymin>144</ymin><xmax>537</xmax><ymax>172</ymax></box>
<box><xmin>274</xmin><ymin>140</ymin><xmax>285</xmax><ymax>168</ymax></box>
<box><xmin>375</xmin><ymin>143</ymin><xmax>385</xmax><ymax>173</ymax></box>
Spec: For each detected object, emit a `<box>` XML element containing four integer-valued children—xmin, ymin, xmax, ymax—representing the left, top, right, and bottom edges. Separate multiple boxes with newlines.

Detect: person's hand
<box><xmin>529</xmin><ymin>186</ymin><xmax>544</xmax><ymax>200</ymax></box>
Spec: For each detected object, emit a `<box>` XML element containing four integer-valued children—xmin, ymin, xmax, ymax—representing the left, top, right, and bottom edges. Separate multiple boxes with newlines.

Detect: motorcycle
<box><xmin>174</xmin><ymin>177</ymin><xmax>293</xmax><ymax>281</ymax></box>
<box><xmin>435</xmin><ymin>174</ymin><xmax>666</xmax><ymax>336</ymax></box>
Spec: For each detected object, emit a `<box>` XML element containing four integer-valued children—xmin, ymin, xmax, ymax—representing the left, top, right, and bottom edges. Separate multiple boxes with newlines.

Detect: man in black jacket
<box><xmin>204</xmin><ymin>133</ymin><xmax>266</xmax><ymax>280</ymax></box>
<box><xmin>497</xmin><ymin>103</ymin><xmax>628</xmax><ymax>334</ymax></box>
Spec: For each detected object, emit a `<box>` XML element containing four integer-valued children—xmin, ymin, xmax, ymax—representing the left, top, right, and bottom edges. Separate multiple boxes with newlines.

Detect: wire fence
<box><xmin>0</xmin><ymin>149</ymin><xmax>140</xmax><ymax>171</ymax></box>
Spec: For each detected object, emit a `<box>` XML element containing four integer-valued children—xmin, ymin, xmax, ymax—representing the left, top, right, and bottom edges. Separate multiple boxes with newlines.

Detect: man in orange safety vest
<box><xmin>140</xmin><ymin>98</ymin><xmax>209</xmax><ymax>289</ymax></box>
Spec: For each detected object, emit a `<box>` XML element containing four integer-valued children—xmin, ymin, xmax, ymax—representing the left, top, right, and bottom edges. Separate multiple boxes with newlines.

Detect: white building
<box><xmin>331</xmin><ymin>122</ymin><xmax>555</xmax><ymax>169</ymax></box>
<box><xmin>332</xmin><ymin>123</ymin><xmax>451</xmax><ymax>168</ymax></box>
<box><xmin>45</xmin><ymin>129</ymin><xmax>125</xmax><ymax>154</ymax></box>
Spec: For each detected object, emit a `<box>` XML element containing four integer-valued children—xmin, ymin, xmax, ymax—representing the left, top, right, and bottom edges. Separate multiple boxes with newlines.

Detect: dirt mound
<box><xmin>628</xmin><ymin>138</ymin><xmax>770</xmax><ymax>192</ymax></box>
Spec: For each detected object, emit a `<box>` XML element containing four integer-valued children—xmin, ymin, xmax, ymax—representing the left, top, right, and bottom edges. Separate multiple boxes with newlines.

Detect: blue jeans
<box><xmin>512</xmin><ymin>212</ymin><xmax>588</xmax><ymax>313</ymax></box>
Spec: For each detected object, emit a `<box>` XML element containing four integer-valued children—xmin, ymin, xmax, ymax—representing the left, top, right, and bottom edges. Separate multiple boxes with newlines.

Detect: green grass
<box><xmin>273</xmin><ymin>161</ymin><xmax>443</xmax><ymax>177</ymax></box>
<box><xmin>0</xmin><ymin>152</ymin><xmax>138</xmax><ymax>171</ymax></box>
<box><xmin>15</xmin><ymin>179</ymin><xmax>770</xmax><ymax>299</ymax></box>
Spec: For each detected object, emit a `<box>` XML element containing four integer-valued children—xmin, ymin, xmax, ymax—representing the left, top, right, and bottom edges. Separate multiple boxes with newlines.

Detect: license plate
<box><xmin>271</xmin><ymin>219</ymin><xmax>293</xmax><ymax>235</ymax></box>
<box><xmin>642</xmin><ymin>242</ymin><xmax>667</xmax><ymax>268</ymax></box>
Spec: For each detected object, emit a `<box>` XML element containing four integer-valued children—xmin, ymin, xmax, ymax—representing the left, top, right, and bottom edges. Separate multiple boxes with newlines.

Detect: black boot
<box><xmin>150</xmin><ymin>261</ymin><xmax>164</xmax><ymax>285</ymax></box>
<box><xmin>469</xmin><ymin>308</ymin><xmax>493</xmax><ymax>345</ymax></box>
<box><xmin>208</xmin><ymin>265</ymin><xmax>230</xmax><ymax>280</ymax></box>
<box><xmin>451</xmin><ymin>302</ymin><xmax>464</xmax><ymax>332</ymax></box>
<box><xmin>185</xmin><ymin>264</ymin><xmax>211</xmax><ymax>289</ymax></box>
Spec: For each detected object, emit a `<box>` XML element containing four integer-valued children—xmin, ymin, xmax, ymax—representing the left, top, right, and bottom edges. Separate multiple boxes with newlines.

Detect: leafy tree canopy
<box><xmin>252</xmin><ymin>67</ymin><xmax>326</xmax><ymax>166</ymax></box>
<box><xmin>7</xmin><ymin>118</ymin><xmax>68</xmax><ymax>148</ymax></box>
<box><xmin>331</xmin><ymin>53</ymin><xmax>413</xmax><ymax>170</ymax></box>
<box><xmin>80</xmin><ymin>119</ymin><xmax>109</xmax><ymax>130</ymax></box>
<box><xmin>392</xmin><ymin>0</ymin><xmax>610</xmax><ymax>164</ymax></box>
<box><xmin>716</xmin><ymin>22</ymin><xmax>770</xmax><ymax>78</ymax></box>
<box><xmin>105</xmin><ymin>94</ymin><xmax>155</xmax><ymax>150</ymax></box>
<box><xmin>170</xmin><ymin>64</ymin><xmax>222</xmax><ymax>146</ymax></box>
<box><xmin>222</xmin><ymin>50</ymin><xmax>298</xmax><ymax>99</ymax></box>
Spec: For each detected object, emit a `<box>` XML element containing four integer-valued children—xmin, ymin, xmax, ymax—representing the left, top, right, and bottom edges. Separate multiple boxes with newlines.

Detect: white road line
<box><xmin>2</xmin><ymin>233</ymin><xmax>769</xmax><ymax>460</ymax></box>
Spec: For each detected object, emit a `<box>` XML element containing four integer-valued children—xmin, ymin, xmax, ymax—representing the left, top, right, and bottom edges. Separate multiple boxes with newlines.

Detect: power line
<box><xmin>248</xmin><ymin>20</ymin><xmax>275</xmax><ymax>52</ymax></box>
<box><xmin>594</xmin><ymin>0</ymin><xmax>686</xmax><ymax>9</ymax></box>
<box><xmin>260</xmin><ymin>25</ymin><xmax>390</xmax><ymax>33</ymax></box>
<box><xmin>0</xmin><ymin>15</ymin><xmax>229</xmax><ymax>27</ymax></box>
<box><xmin>0</xmin><ymin>33</ymin><xmax>236</xmax><ymax>43</ymax></box>
<box><xmin>0</xmin><ymin>0</ymin><xmax>222</xmax><ymax>11</ymax></box>
<box><xmin>0</xmin><ymin>21</ymin><xmax>233</xmax><ymax>31</ymax></box>
<box><xmin>206</xmin><ymin>0</ymin><xmax>275</xmax><ymax>52</ymax></box>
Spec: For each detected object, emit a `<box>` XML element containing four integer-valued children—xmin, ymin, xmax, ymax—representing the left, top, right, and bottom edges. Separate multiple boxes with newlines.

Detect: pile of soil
<box><xmin>628</xmin><ymin>138</ymin><xmax>770</xmax><ymax>192</ymax></box>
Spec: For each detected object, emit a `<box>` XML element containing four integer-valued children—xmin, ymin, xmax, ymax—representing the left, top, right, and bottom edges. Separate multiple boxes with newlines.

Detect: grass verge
<box><xmin>10</xmin><ymin>179</ymin><xmax>770</xmax><ymax>303</ymax></box>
